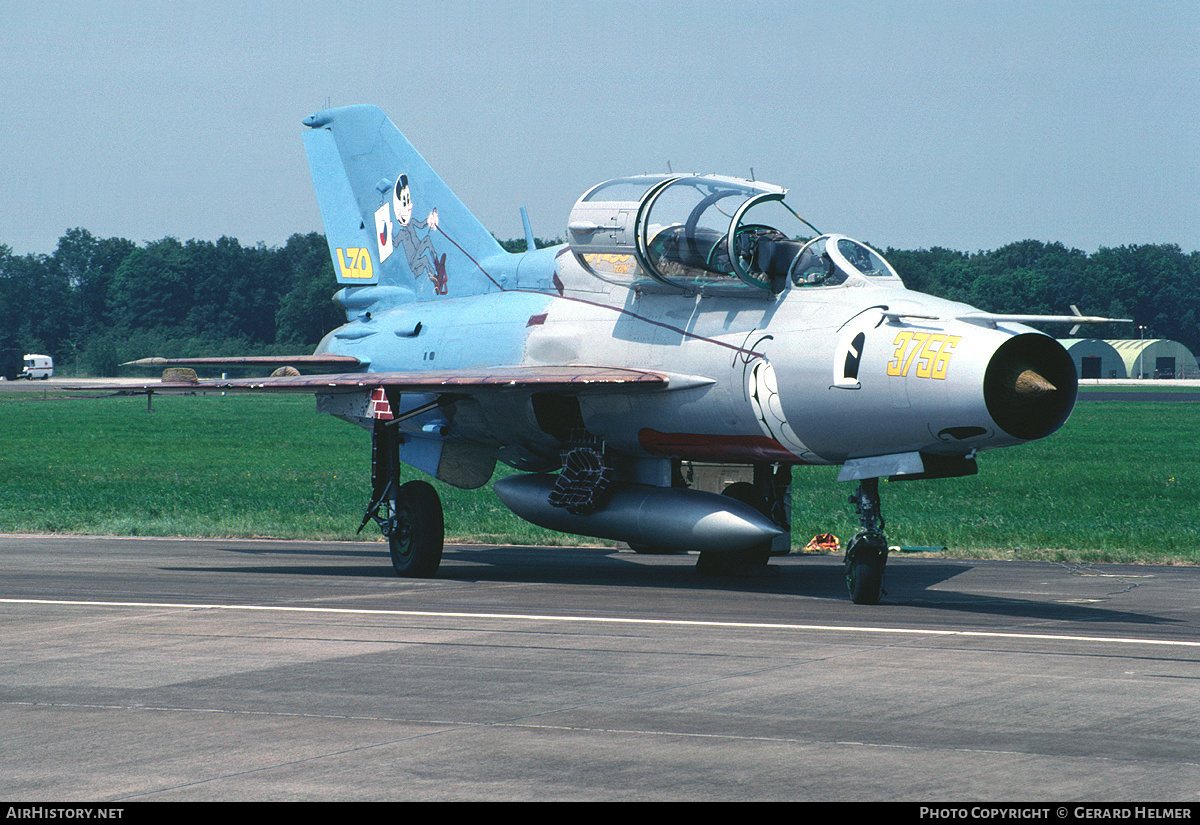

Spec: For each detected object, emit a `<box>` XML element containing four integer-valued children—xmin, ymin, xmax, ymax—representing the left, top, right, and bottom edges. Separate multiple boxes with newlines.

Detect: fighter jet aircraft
<box><xmin>113</xmin><ymin>104</ymin><xmax>1125</xmax><ymax>604</ymax></box>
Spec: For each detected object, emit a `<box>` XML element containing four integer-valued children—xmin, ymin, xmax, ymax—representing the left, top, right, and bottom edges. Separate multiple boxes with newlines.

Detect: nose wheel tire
<box><xmin>844</xmin><ymin>531</ymin><xmax>887</xmax><ymax>605</ymax></box>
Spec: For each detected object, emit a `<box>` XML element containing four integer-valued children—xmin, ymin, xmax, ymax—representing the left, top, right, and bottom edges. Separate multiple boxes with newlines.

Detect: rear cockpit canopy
<box><xmin>566</xmin><ymin>175</ymin><xmax>901</xmax><ymax>296</ymax></box>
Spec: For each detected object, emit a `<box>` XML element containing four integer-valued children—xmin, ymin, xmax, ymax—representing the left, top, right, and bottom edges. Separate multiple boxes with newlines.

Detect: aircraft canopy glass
<box><xmin>567</xmin><ymin>175</ymin><xmax>822</xmax><ymax>295</ymax></box>
<box><xmin>790</xmin><ymin>235</ymin><xmax>902</xmax><ymax>287</ymax></box>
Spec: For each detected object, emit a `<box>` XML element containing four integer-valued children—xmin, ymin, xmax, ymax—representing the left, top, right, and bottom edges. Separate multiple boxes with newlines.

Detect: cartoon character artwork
<box><xmin>374</xmin><ymin>174</ymin><xmax>448</xmax><ymax>294</ymax></box>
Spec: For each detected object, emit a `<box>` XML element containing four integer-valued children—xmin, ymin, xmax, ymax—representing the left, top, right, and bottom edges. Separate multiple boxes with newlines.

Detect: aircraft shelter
<box><xmin>1059</xmin><ymin>338</ymin><xmax>1198</xmax><ymax>380</ymax></box>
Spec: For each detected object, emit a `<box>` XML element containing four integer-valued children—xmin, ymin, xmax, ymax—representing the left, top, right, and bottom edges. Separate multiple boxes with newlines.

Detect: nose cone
<box><xmin>1015</xmin><ymin>368</ymin><xmax>1057</xmax><ymax>396</ymax></box>
<box><xmin>984</xmin><ymin>334</ymin><xmax>1078</xmax><ymax>441</ymax></box>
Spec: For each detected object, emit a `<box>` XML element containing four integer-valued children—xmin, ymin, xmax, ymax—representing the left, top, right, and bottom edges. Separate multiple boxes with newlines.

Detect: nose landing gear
<box><xmin>845</xmin><ymin>477</ymin><xmax>888</xmax><ymax>604</ymax></box>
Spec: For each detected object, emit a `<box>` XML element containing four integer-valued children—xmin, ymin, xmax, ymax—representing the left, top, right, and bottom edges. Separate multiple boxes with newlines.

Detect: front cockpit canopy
<box><xmin>789</xmin><ymin>234</ymin><xmax>903</xmax><ymax>286</ymax></box>
<box><xmin>567</xmin><ymin>175</ymin><xmax>901</xmax><ymax>296</ymax></box>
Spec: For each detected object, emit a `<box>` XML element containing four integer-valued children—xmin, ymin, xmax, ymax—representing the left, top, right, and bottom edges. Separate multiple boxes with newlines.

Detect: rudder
<box><xmin>302</xmin><ymin>105</ymin><xmax>505</xmax><ymax>302</ymax></box>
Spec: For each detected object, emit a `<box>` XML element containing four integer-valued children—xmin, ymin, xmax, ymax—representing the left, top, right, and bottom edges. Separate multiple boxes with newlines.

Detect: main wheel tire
<box><xmin>720</xmin><ymin>481</ymin><xmax>759</xmax><ymax>508</ymax></box>
<box><xmin>695</xmin><ymin>544</ymin><xmax>772</xmax><ymax>576</ymax></box>
<box><xmin>692</xmin><ymin>481</ymin><xmax>778</xmax><ymax>575</ymax></box>
<box><xmin>721</xmin><ymin>481</ymin><xmax>789</xmax><ymax>557</ymax></box>
<box><xmin>388</xmin><ymin>480</ymin><xmax>444</xmax><ymax>578</ymax></box>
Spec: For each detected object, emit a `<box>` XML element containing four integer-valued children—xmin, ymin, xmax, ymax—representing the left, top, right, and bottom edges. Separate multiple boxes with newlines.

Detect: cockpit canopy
<box><xmin>567</xmin><ymin>174</ymin><xmax>901</xmax><ymax>297</ymax></box>
<box><xmin>788</xmin><ymin>234</ymin><xmax>903</xmax><ymax>286</ymax></box>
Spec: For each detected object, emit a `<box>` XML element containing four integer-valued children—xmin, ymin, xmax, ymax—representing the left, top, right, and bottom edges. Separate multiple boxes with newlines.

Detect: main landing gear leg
<box><xmin>844</xmin><ymin>477</ymin><xmax>887</xmax><ymax>605</ymax></box>
<box><xmin>358</xmin><ymin>417</ymin><xmax>444</xmax><ymax>578</ymax></box>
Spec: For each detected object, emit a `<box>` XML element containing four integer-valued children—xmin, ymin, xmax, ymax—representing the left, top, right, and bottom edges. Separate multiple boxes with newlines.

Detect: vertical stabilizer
<box><xmin>302</xmin><ymin>105</ymin><xmax>505</xmax><ymax>303</ymax></box>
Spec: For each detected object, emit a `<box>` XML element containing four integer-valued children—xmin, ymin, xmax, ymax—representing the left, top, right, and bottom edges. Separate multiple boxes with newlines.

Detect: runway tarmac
<box><xmin>1</xmin><ymin>534</ymin><xmax>1197</xmax><ymax>801</ymax></box>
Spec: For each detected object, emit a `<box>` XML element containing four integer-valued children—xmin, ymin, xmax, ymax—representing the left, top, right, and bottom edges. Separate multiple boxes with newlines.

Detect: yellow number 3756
<box><xmin>886</xmin><ymin>332</ymin><xmax>962</xmax><ymax>379</ymax></box>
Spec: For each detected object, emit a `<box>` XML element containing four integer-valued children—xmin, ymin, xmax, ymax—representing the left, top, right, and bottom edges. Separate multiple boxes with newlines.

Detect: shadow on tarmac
<box><xmin>159</xmin><ymin>540</ymin><xmax>1177</xmax><ymax>628</ymax></box>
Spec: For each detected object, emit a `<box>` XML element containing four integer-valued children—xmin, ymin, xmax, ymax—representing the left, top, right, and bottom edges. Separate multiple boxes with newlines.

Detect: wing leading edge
<box><xmin>73</xmin><ymin>365</ymin><xmax>690</xmax><ymax>396</ymax></box>
<box><xmin>121</xmin><ymin>355</ymin><xmax>366</xmax><ymax>370</ymax></box>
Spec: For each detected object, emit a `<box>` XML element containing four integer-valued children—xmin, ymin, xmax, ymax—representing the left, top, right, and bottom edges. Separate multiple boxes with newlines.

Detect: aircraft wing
<box><xmin>71</xmin><ymin>365</ymin><xmax>695</xmax><ymax>396</ymax></box>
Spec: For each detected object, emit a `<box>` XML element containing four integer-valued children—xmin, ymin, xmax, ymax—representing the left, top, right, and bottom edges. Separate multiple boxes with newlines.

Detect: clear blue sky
<box><xmin>2</xmin><ymin>1</ymin><xmax>1196</xmax><ymax>257</ymax></box>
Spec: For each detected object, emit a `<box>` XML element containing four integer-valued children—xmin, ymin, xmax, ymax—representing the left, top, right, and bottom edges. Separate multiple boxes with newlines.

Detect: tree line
<box><xmin>0</xmin><ymin>230</ymin><xmax>342</xmax><ymax>377</ymax></box>
<box><xmin>883</xmin><ymin>240</ymin><xmax>1200</xmax><ymax>346</ymax></box>
<box><xmin>1</xmin><ymin>229</ymin><xmax>1196</xmax><ymax>376</ymax></box>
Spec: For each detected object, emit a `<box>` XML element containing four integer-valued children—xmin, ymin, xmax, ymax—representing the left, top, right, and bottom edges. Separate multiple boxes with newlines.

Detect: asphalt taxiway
<box><xmin>1</xmin><ymin>534</ymin><xmax>1197</xmax><ymax>801</ymax></box>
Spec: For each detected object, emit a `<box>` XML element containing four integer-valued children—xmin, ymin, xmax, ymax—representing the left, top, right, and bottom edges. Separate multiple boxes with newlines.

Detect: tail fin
<box><xmin>302</xmin><ymin>105</ymin><xmax>505</xmax><ymax>303</ymax></box>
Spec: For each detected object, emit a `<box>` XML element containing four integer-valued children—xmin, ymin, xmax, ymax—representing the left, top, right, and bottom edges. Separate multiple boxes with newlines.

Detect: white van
<box><xmin>20</xmin><ymin>354</ymin><xmax>53</xmax><ymax>379</ymax></box>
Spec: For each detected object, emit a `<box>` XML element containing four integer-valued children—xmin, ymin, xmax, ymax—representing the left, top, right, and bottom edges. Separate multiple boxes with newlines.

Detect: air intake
<box><xmin>983</xmin><ymin>334</ymin><xmax>1078</xmax><ymax>441</ymax></box>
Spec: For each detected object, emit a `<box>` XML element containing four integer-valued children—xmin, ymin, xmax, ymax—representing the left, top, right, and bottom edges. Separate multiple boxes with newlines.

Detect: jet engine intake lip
<box><xmin>983</xmin><ymin>333</ymin><xmax>1078</xmax><ymax>442</ymax></box>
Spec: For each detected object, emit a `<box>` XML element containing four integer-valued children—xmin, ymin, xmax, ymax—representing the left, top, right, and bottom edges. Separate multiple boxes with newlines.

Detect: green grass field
<box><xmin>1</xmin><ymin>389</ymin><xmax>1197</xmax><ymax>564</ymax></box>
